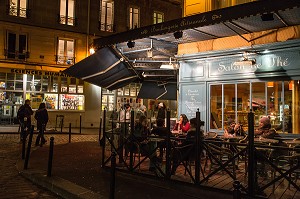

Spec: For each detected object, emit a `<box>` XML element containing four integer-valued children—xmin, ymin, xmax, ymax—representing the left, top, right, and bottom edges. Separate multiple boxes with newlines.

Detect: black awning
<box><xmin>63</xmin><ymin>46</ymin><xmax>140</xmax><ymax>90</ymax></box>
<box><xmin>94</xmin><ymin>0</ymin><xmax>300</xmax><ymax>48</ymax></box>
<box><xmin>137</xmin><ymin>81</ymin><xmax>177</xmax><ymax>100</ymax></box>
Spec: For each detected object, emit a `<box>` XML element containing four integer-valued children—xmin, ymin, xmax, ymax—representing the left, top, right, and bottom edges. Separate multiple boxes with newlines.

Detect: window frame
<box><xmin>100</xmin><ymin>0</ymin><xmax>114</xmax><ymax>32</ymax></box>
<box><xmin>59</xmin><ymin>0</ymin><xmax>76</xmax><ymax>26</ymax></box>
<box><xmin>56</xmin><ymin>38</ymin><xmax>75</xmax><ymax>65</ymax></box>
<box><xmin>6</xmin><ymin>31</ymin><xmax>28</xmax><ymax>60</ymax></box>
<box><xmin>153</xmin><ymin>11</ymin><xmax>164</xmax><ymax>24</ymax></box>
<box><xmin>128</xmin><ymin>6</ymin><xmax>140</xmax><ymax>29</ymax></box>
<box><xmin>8</xmin><ymin>0</ymin><xmax>28</xmax><ymax>18</ymax></box>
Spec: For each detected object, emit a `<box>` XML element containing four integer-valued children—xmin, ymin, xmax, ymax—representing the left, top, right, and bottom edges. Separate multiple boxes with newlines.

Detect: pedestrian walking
<box><xmin>17</xmin><ymin>99</ymin><xmax>34</xmax><ymax>141</ymax></box>
<box><xmin>35</xmin><ymin>102</ymin><xmax>49</xmax><ymax>146</ymax></box>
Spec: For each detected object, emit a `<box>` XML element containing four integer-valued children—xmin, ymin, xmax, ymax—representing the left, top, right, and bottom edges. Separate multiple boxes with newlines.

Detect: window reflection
<box><xmin>209</xmin><ymin>80</ymin><xmax>300</xmax><ymax>134</ymax></box>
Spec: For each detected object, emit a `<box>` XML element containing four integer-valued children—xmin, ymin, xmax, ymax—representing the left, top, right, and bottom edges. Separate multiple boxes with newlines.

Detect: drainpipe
<box><xmin>86</xmin><ymin>0</ymin><xmax>91</xmax><ymax>57</ymax></box>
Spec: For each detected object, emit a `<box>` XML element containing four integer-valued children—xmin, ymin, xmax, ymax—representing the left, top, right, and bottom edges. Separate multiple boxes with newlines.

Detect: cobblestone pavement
<box><xmin>0</xmin><ymin>133</ymin><xmax>98</xmax><ymax>199</ymax></box>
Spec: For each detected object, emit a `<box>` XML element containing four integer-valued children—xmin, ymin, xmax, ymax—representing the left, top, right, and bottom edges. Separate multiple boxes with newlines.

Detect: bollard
<box><xmin>22</xmin><ymin>132</ymin><xmax>26</xmax><ymax>160</ymax></box>
<box><xmin>47</xmin><ymin>137</ymin><xmax>54</xmax><ymax>177</ymax></box>
<box><xmin>69</xmin><ymin>123</ymin><xmax>72</xmax><ymax>143</ymax></box>
<box><xmin>165</xmin><ymin>109</ymin><xmax>171</xmax><ymax>179</ymax></box>
<box><xmin>233</xmin><ymin>180</ymin><xmax>242</xmax><ymax>199</ymax></box>
<box><xmin>24</xmin><ymin>125</ymin><xmax>34</xmax><ymax>169</ymax></box>
<box><xmin>79</xmin><ymin>114</ymin><xmax>82</xmax><ymax>134</ymax></box>
<box><xmin>110</xmin><ymin>152</ymin><xmax>116</xmax><ymax>199</ymax></box>
<box><xmin>61</xmin><ymin>117</ymin><xmax>64</xmax><ymax>133</ymax></box>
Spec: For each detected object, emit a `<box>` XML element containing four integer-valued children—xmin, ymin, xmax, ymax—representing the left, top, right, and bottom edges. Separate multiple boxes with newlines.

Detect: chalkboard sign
<box><xmin>179</xmin><ymin>84</ymin><xmax>206</xmax><ymax>120</ymax></box>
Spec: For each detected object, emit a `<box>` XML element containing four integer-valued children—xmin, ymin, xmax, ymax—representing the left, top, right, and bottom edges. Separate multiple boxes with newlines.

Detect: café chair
<box><xmin>170</xmin><ymin>143</ymin><xmax>195</xmax><ymax>175</ymax></box>
<box><xmin>271</xmin><ymin>153</ymin><xmax>300</xmax><ymax>191</ymax></box>
<box><xmin>203</xmin><ymin>139</ymin><xmax>236</xmax><ymax>178</ymax></box>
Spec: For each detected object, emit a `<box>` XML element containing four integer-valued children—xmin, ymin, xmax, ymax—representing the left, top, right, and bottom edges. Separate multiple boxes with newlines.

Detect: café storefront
<box><xmin>178</xmin><ymin>39</ymin><xmax>300</xmax><ymax>134</ymax></box>
<box><xmin>0</xmin><ymin>67</ymin><xmax>94</xmax><ymax>127</ymax></box>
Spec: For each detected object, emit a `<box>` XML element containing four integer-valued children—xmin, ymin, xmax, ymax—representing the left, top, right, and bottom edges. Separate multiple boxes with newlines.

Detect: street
<box><xmin>0</xmin><ymin>133</ymin><xmax>98</xmax><ymax>199</ymax></box>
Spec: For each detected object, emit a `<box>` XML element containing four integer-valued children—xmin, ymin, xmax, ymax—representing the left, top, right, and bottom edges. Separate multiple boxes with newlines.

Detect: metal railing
<box><xmin>100</xmin><ymin>108</ymin><xmax>300</xmax><ymax>197</ymax></box>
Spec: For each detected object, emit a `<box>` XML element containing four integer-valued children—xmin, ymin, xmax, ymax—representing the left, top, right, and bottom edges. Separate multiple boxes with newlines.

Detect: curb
<box><xmin>16</xmin><ymin>151</ymin><xmax>105</xmax><ymax>199</ymax></box>
<box><xmin>19</xmin><ymin>170</ymin><xmax>105</xmax><ymax>199</ymax></box>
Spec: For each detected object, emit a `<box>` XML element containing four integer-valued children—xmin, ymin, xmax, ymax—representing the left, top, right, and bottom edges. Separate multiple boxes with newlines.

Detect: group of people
<box><xmin>223</xmin><ymin>116</ymin><xmax>278</xmax><ymax>139</ymax></box>
<box><xmin>17</xmin><ymin>99</ymin><xmax>48</xmax><ymax>146</ymax></box>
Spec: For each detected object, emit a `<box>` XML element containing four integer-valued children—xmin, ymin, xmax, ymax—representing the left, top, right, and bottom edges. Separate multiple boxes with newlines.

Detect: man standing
<box><xmin>17</xmin><ymin>99</ymin><xmax>34</xmax><ymax>141</ymax></box>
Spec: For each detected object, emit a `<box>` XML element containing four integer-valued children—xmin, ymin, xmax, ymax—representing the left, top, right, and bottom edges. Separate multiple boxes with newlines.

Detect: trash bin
<box><xmin>55</xmin><ymin>115</ymin><xmax>64</xmax><ymax>131</ymax></box>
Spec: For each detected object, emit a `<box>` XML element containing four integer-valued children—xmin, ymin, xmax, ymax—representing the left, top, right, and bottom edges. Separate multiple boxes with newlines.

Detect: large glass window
<box><xmin>6</xmin><ymin>32</ymin><xmax>27</xmax><ymax>60</ymax></box>
<box><xmin>210</xmin><ymin>80</ymin><xmax>300</xmax><ymax>134</ymax></box>
<box><xmin>153</xmin><ymin>11</ymin><xmax>164</xmax><ymax>24</ymax></box>
<box><xmin>100</xmin><ymin>0</ymin><xmax>114</xmax><ymax>32</ymax></box>
<box><xmin>60</xmin><ymin>94</ymin><xmax>84</xmax><ymax>110</ymax></box>
<box><xmin>59</xmin><ymin>0</ymin><xmax>75</xmax><ymax>25</ymax></box>
<box><xmin>9</xmin><ymin>0</ymin><xmax>28</xmax><ymax>18</ymax></box>
<box><xmin>129</xmin><ymin>6</ymin><xmax>139</xmax><ymax>29</ymax></box>
<box><xmin>57</xmin><ymin>38</ymin><xmax>75</xmax><ymax>65</ymax></box>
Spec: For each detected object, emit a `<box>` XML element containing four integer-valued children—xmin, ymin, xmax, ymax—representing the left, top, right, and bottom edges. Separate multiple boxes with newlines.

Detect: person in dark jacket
<box><xmin>34</xmin><ymin>103</ymin><xmax>48</xmax><ymax>146</ymax></box>
<box><xmin>254</xmin><ymin>116</ymin><xmax>277</xmax><ymax>139</ymax></box>
<box><xmin>156</xmin><ymin>102</ymin><xmax>166</xmax><ymax>120</ymax></box>
<box><xmin>17</xmin><ymin>99</ymin><xmax>34</xmax><ymax>140</ymax></box>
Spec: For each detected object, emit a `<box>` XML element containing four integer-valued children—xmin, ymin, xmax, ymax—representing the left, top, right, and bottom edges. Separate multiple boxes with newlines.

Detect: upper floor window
<box><xmin>100</xmin><ymin>0</ymin><xmax>114</xmax><ymax>32</ymax></box>
<box><xmin>129</xmin><ymin>6</ymin><xmax>139</xmax><ymax>29</ymax></box>
<box><xmin>5</xmin><ymin>32</ymin><xmax>28</xmax><ymax>60</ymax></box>
<box><xmin>9</xmin><ymin>0</ymin><xmax>28</xmax><ymax>18</ymax></box>
<box><xmin>153</xmin><ymin>11</ymin><xmax>164</xmax><ymax>24</ymax></box>
<box><xmin>57</xmin><ymin>38</ymin><xmax>75</xmax><ymax>65</ymax></box>
<box><xmin>59</xmin><ymin>0</ymin><xmax>75</xmax><ymax>26</ymax></box>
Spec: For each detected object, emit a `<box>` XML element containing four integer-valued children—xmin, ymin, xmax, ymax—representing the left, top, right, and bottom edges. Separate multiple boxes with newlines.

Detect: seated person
<box><xmin>224</xmin><ymin>118</ymin><xmax>245</xmax><ymax>137</ymax></box>
<box><xmin>255</xmin><ymin>116</ymin><xmax>278</xmax><ymax>139</ymax></box>
<box><xmin>173</xmin><ymin>114</ymin><xmax>191</xmax><ymax>134</ymax></box>
<box><xmin>132</xmin><ymin>115</ymin><xmax>150</xmax><ymax>142</ymax></box>
<box><xmin>151</xmin><ymin>118</ymin><xmax>170</xmax><ymax>137</ymax></box>
<box><xmin>171</xmin><ymin>118</ymin><xmax>203</xmax><ymax>175</ymax></box>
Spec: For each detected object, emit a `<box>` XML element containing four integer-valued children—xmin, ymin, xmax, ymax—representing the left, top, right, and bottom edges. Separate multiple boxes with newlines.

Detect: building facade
<box><xmin>0</xmin><ymin>0</ymin><xmax>182</xmax><ymax>128</ymax></box>
<box><xmin>177</xmin><ymin>2</ymin><xmax>300</xmax><ymax>134</ymax></box>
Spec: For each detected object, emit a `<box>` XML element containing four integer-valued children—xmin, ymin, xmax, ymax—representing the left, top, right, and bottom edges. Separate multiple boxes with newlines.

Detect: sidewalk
<box><xmin>0</xmin><ymin>125</ymin><xmax>100</xmax><ymax>135</ymax></box>
<box><xmin>16</xmin><ymin>141</ymin><xmax>233</xmax><ymax>199</ymax></box>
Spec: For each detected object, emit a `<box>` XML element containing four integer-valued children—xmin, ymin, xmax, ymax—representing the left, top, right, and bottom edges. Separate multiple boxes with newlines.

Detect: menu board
<box><xmin>179</xmin><ymin>84</ymin><xmax>206</xmax><ymax>121</ymax></box>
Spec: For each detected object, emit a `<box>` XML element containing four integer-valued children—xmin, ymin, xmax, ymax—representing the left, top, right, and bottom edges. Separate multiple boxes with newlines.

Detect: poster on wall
<box><xmin>60</xmin><ymin>94</ymin><xmax>84</xmax><ymax>110</ymax></box>
<box><xmin>44</xmin><ymin>94</ymin><xmax>58</xmax><ymax>109</ymax></box>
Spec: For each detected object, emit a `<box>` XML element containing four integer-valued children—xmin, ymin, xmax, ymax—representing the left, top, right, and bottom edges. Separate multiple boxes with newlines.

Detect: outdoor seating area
<box><xmin>101</xmin><ymin>109</ymin><xmax>300</xmax><ymax>198</ymax></box>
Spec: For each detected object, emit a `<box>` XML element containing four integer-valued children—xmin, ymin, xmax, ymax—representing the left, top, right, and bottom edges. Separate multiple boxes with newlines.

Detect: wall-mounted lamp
<box><xmin>127</xmin><ymin>40</ymin><xmax>135</xmax><ymax>48</ymax></box>
<box><xmin>173</xmin><ymin>31</ymin><xmax>183</xmax><ymax>39</ymax></box>
<box><xmin>267</xmin><ymin>82</ymin><xmax>274</xmax><ymax>87</ymax></box>
<box><xmin>89</xmin><ymin>47</ymin><xmax>95</xmax><ymax>55</ymax></box>
<box><xmin>289</xmin><ymin>81</ymin><xmax>293</xmax><ymax>90</ymax></box>
<box><xmin>160</xmin><ymin>57</ymin><xmax>175</xmax><ymax>69</ymax></box>
<box><xmin>261</xmin><ymin>13</ymin><xmax>274</xmax><ymax>21</ymax></box>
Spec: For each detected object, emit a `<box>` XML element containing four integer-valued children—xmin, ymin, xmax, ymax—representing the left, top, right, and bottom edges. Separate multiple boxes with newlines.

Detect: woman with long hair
<box><xmin>173</xmin><ymin>114</ymin><xmax>190</xmax><ymax>133</ymax></box>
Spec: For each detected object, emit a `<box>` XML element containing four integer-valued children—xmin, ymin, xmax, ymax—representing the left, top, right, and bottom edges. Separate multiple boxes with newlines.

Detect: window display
<box><xmin>209</xmin><ymin>80</ymin><xmax>299</xmax><ymax>133</ymax></box>
<box><xmin>60</xmin><ymin>94</ymin><xmax>84</xmax><ymax>110</ymax></box>
<box><xmin>44</xmin><ymin>94</ymin><xmax>58</xmax><ymax>109</ymax></box>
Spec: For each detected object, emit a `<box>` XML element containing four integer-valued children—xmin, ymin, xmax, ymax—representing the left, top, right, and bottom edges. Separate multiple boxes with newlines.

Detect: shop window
<box><xmin>100</xmin><ymin>0</ymin><xmax>114</xmax><ymax>32</ymax></box>
<box><xmin>59</xmin><ymin>0</ymin><xmax>75</xmax><ymax>26</ymax></box>
<box><xmin>0</xmin><ymin>73</ymin><xmax>6</xmax><ymax>90</ymax></box>
<box><xmin>153</xmin><ymin>11</ymin><xmax>164</xmax><ymax>24</ymax></box>
<box><xmin>77</xmin><ymin>79</ymin><xmax>84</xmax><ymax>93</ymax></box>
<box><xmin>6</xmin><ymin>32</ymin><xmax>28</xmax><ymax>60</ymax></box>
<box><xmin>61</xmin><ymin>77</ymin><xmax>68</xmax><ymax>92</ymax></box>
<box><xmin>26</xmin><ymin>93</ymin><xmax>58</xmax><ymax>110</ymax></box>
<box><xmin>129</xmin><ymin>6</ymin><xmax>139</xmax><ymax>29</ymax></box>
<box><xmin>60</xmin><ymin>94</ymin><xmax>84</xmax><ymax>110</ymax></box>
<box><xmin>8</xmin><ymin>0</ymin><xmax>28</xmax><ymax>18</ymax></box>
<box><xmin>209</xmin><ymin>81</ymin><xmax>300</xmax><ymax>133</ymax></box>
<box><xmin>26</xmin><ymin>74</ymin><xmax>42</xmax><ymax>92</ymax></box>
<box><xmin>57</xmin><ymin>38</ymin><xmax>75</xmax><ymax>65</ymax></box>
<box><xmin>44</xmin><ymin>94</ymin><xmax>58</xmax><ymax>109</ymax></box>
